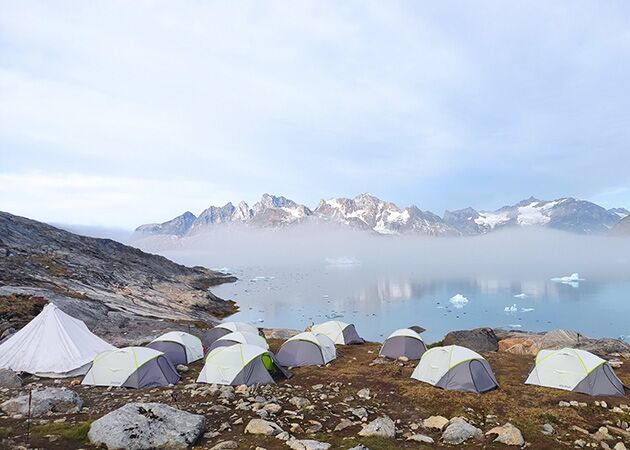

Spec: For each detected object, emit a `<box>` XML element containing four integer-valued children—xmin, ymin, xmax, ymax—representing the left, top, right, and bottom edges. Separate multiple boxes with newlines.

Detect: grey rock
<box><xmin>358</xmin><ymin>416</ymin><xmax>395</xmax><ymax>438</ymax></box>
<box><xmin>351</xmin><ymin>407</ymin><xmax>368</xmax><ymax>419</ymax></box>
<box><xmin>348</xmin><ymin>446</ymin><xmax>369</xmax><ymax>450</ymax></box>
<box><xmin>289</xmin><ymin>396</ymin><xmax>311</xmax><ymax>409</ymax></box>
<box><xmin>286</xmin><ymin>439</ymin><xmax>331</xmax><ymax>450</ymax></box>
<box><xmin>423</xmin><ymin>415</ymin><xmax>449</xmax><ymax>430</ymax></box>
<box><xmin>88</xmin><ymin>402</ymin><xmax>205</xmax><ymax>450</ymax></box>
<box><xmin>356</xmin><ymin>388</ymin><xmax>371</xmax><ymax>399</ymax></box>
<box><xmin>244</xmin><ymin>419</ymin><xmax>283</xmax><ymax>436</ymax></box>
<box><xmin>0</xmin><ymin>387</ymin><xmax>82</xmax><ymax>416</ymax></box>
<box><xmin>334</xmin><ymin>418</ymin><xmax>353</xmax><ymax>431</ymax></box>
<box><xmin>210</xmin><ymin>441</ymin><xmax>238</xmax><ymax>450</ymax></box>
<box><xmin>407</xmin><ymin>433</ymin><xmax>434</xmax><ymax>443</ymax></box>
<box><xmin>443</xmin><ymin>327</ymin><xmax>499</xmax><ymax>352</ymax></box>
<box><xmin>0</xmin><ymin>369</ymin><xmax>22</xmax><ymax>388</ymax></box>
<box><xmin>542</xmin><ymin>423</ymin><xmax>555</xmax><ymax>435</ymax></box>
<box><xmin>441</xmin><ymin>421</ymin><xmax>483</xmax><ymax>445</ymax></box>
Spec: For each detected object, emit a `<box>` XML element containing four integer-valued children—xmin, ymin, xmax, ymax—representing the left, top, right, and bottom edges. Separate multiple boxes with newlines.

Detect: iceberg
<box><xmin>551</xmin><ymin>273</ymin><xmax>584</xmax><ymax>288</ymax></box>
<box><xmin>504</xmin><ymin>304</ymin><xmax>517</xmax><ymax>314</ymax></box>
<box><xmin>449</xmin><ymin>294</ymin><xmax>469</xmax><ymax>309</ymax></box>
<box><xmin>521</xmin><ymin>307</ymin><xmax>535</xmax><ymax>312</ymax></box>
<box><xmin>513</xmin><ymin>293</ymin><xmax>527</xmax><ymax>299</ymax></box>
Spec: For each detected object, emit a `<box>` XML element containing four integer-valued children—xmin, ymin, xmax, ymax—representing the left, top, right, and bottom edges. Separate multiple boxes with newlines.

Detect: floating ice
<box><xmin>504</xmin><ymin>304</ymin><xmax>518</xmax><ymax>314</ymax></box>
<box><xmin>212</xmin><ymin>267</ymin><xmax>231</xmax><ymax>274</ymax></box>
<box><xmin>508</xmin><ymin>324</ymin><xmax>523</xmax><ymax>328</ymax></box>
<box><xmin>513</xmin><ymin>293</ymin><xmax>528</xmax><ymax>299</ymax></box>
<box><xmin>449</xmin><ymin>294</ymin><xmax>469</xmax><ymax>309</ymax></box>
<box><xmin>324</xmin><ymin>256</ymin><xmax>361</xmax><ymax>267</ymax></box>
<box><xmin>521</xmin><ymin>307</ymin><xmax>535</xmax><ymax>312</ymax></box>
<box><xmin>551</xmin><ymin>272</ymin><xmax>584</xmax><ymax>284</ymax></box>
<box><xmin>250</xmin><ymin>276</ymin><xmax>275</xmax><ymax>282</ymax></box>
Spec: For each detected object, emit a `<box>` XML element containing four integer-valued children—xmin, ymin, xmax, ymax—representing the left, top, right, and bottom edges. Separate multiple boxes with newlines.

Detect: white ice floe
<box><xmin>212</xmin><ymin>267</ymin><xmax>231</xmax><ymax>274</ymax></box>
<box><xmin>551</xmin><ymin>273</ymin><xmax>584</xmax><ymax>287</ymax></box>
<box><xmin>449</xmin><ymin>294</ymin><xmax>469</xmax><ymax>309</ymax></box>
<box><xmin>513</xmin><ymin>293</ymin><xmax>528</xmax><ymax>299</ymax></box>
<box><xmin>508</xmin><ymin>324</ymin><xmax>523</xmax><ymax>328</ymax></box>
<box><xmin>504</xmin><ymin>304</ymin><xmax>518</xmax><ymax>314</ymax></box>
<box><xmin>521</xmin><ymin>307</ymin><xmax>535</xmax><ymax>312</ymax></box>
<box><xmin>250</xmin><ymin>276</ymin><xmax>275</xmax><ymax>282</ymax></box>
<box><xmin>324</xmin><ymin>256</ymin><xmax>361</xmax><ymax>267</ymax></box>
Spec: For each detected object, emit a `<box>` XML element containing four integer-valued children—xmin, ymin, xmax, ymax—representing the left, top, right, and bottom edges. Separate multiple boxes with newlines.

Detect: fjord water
<box><xmin>151</xmin><ymin>226</ymin><xmax>630</xmax><ymax>344</ymax></box>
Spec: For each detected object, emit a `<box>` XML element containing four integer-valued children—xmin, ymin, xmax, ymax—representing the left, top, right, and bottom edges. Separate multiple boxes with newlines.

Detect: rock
<box><xmin>358</xmin><ymin>416</ymin><xmax>395</xmax><ymax>438</ymax></box>
<box><xmin>351</xmin><ymin>407</ymin><xmax>368</xmax><ymax>419</ymax></box>
<box><xmin>441</xmin><ymin>421</ymin><xmax>483</xmax><ymax>445</ymax></box>
<box><xmin>593</xmin><ymin>426</ymin><xmax>612</xmax><ymax>441</ymax></box>
<box><xmin>614</xmin><ymin>443</ymin><xmax>627</xmax><ymax>450</ymax></box>
<box><xmin>542</xmin><ymin>423</ymin><xmax>555</xmax><ymax>435</ymax></box>
<box><xmin>88</xmin><ymin>403</ymin><xmax>205</xmax><ymax>450</ymax></box>
<box><xmin>0</xmin><ymin>387</ymin><xmax>82</xmax><ymax>416</ymax></box>
<box><xmin>485</xmin><ymin>423</ymin><xmax>525</xmax><ymax>446</ymax></box>
<box><xmin>356</xmin><ymin>388</ymin><xmax>371</xmax><ymax>399</ymax></box>
<box><xmin>263</xmin><ymin>403</ymin><xmax>282</xmax><ymax>414</ymax></box>
<box><xmin>334</xmin><ymin>419</ymin><xmax>353</xmax><ymax>431</ymax></box>
<box><xmin>348</xmin><ymin>446</ymin><xmax>369</xmax><ymax>450</ymax></box>
<box><xmin>443</xmin><ymin>328</ymin><xmax>499</xmax><ymax>352</ymax></box>
<box><xmin>558</xmin><ymin>401</ymin><xmax>571</xmax><ymax>407</ymax></box>
<box><xmin>176</xmin><ymin>364</ymin><xmax>189</xmax><ymax>372</ymax></box>
<box><xmin>210</xmin><ymin>442</ymin><xmax>238</xmax><ymax>450</ymax></box>
<box><xmin>423</xmin><ymin>415</ymin><xmax>450</xmax><ymax>430</ymax></box>
<box><xmin>245</xmin><ymin>419</ymin><xmax>283</xmax><ymax>436</ymax></box>
<box><xmin>407</xmin><ymin>433</ymin><xmax>434</xmax><ymax>443</ymax></box>
<box><xmin>0</xmin><ymin>369</ymin><xmax>22</xmax><ymax>388</ymax></box>
<box><xmin>286</xmin><ymin>439</ymin><xmax>331</xmax><ymax>450</ymax></box>
<box><xmin>498</xmin><ymin>337</ymin><xmax>539</xmax><ymax>355</ymax></box>
<box><xmin>289</xmin><ymin>396</ymin><xmax>311</xmax><ymax>409</ymax></box>
<box><xmin>276</xmin><ymin>431</ymin><xmax>291</xmax><ymax>441</ymax></box>
<box><xmin>312</xmin><ymin>384</ymin><xmax>323</xmax><ymax>390</ymax></box>
<box><xmin>398</xmin><ymin>356</ymin><xmax>409</xmax><ymax>362</ymax></box>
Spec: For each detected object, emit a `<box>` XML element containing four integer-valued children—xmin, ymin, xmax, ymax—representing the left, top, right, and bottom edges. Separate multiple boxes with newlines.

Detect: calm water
<box><xmin>206</xmin><ymin>264</ymin><xmax>630</xmax><ymax>344</ymax></box>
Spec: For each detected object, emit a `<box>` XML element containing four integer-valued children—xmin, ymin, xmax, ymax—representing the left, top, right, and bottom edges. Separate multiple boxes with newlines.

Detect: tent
<box><xmin>275</xmin><ymin>332</ymin><xmax>336</xmax><ymax>367</ymax></box>
<box><xmin>411</xmin><ymin>345</ymin><xmax>499</xmax><ymax>393</ymax></box>
<box><xmin>197</xmin><ymin>343</ymin><xmax>291</xmax><ymax>386</ymax></box>
<box><xmin>202</xmin><ymin>322</ymin><xmax>260</xmax><ymax>348</ymax></box>
<box><xmin>147</xmin><ymin>331</ymin><xmax>204</xmax><ymax>365</ymax></box>
<box><xmin>525</xmin><ymin>348</ymin><xmax>626</xmax><ymax>396</ymax></box>
<box><xmin>207</xmin><ymin>331</ymin><xmax>269</xmax><ymax>353</ymax></box>
<box><xmin>379</xmin><ymin>328</ymin><xmax>427</xmax><ymax>360</ymax></box>
<box><xmin>310</xmin><ymin>320</ymin><xmax>364</xmax><ymax>345</ymax></box>
<box><xmin>82</xmin><ymin>347</ymin><xmax>180</xmax><ymax>389</ymax></box>
<box><xmin>0</xmin><ymin>303</ymin><xmax>115</xmax><ymax>378</ymax></box>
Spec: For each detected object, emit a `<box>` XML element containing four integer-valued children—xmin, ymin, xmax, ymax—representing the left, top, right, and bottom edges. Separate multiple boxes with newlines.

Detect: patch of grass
<box><xmin>426</xmin><ymin>340</ymin><xmax>443</xmax><ymax>349</ymax></box>
<box><xmin>31</xmin><ymin>420</ymin><xmax>93</xmax><ymax>443</ymax></box>
<box><xmin>0</xmin><ymin>427</ymin><xmax>12</xmax><ymax>439</ymax></box>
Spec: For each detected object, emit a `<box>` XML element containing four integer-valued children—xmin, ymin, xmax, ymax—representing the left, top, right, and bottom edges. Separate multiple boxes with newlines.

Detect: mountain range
<box><xmin>134</xmin><ymin>193</ymin><xmax>629</xmax><ymax>238</ymax></box>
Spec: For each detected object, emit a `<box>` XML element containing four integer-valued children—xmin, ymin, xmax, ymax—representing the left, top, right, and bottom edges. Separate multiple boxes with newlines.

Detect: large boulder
<box><xmin>88</xmin><ymin>403</ymin><xmax>206</xmax><ymax>450</ymax></box>
<box><xmin>441</xmin><ymin>421</ymin><xmax>483</xmax><ymax>445</ymax></box>
<box><xmin>358</xmin><ymin>416</ymin><xmax>395</xmax><ymax>438</ymax></box>
<box><xmin>443</xmin><ymin>328</ymin><xmax>498</xmax><ymax>352</ymax></box>
<box><xmin>0</xmin><ymin>369</ymin><xmax>22</xmax><ymax>388</ymax></box>
<box><xmin>0</xmin><ymin>387</ymin><xmax>82</xmax><ymax>416</ymax></box>
<box><xmin>485</xmin><ymin>422</ymin><xmax>525</xmax><ymax>446</ymax></box>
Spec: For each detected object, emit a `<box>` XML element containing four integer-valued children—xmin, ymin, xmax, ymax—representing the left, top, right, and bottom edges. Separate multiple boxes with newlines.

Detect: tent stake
<box><xmin>26</xmin><ymin>387</ymin><xmax>32</xmax><ymax>446</ymax></box>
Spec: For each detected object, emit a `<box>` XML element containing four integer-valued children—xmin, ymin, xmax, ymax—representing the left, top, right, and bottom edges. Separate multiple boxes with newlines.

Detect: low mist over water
<box><xmin>135</xmin><ymin>227</ymin><xmax>630</xmax><ymax>342</ymax></box>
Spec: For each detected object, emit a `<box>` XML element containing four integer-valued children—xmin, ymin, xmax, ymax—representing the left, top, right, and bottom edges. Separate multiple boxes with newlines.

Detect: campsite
<box><xmin>0</xmin><ymin>305</ymin><xmax>629</xmax><ymax>449</ymax></box>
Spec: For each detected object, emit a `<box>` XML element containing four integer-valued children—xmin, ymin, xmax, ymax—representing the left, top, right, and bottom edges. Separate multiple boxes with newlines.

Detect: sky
<box><xmin>1</xmin><ymin>1</ymin><xmax>629</xmax><ymax>228</ymax></box>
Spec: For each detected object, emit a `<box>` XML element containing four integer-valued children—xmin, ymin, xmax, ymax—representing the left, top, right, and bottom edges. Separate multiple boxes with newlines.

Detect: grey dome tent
<box><xmin>197</xmin><ymin>344</ymin><xmax>291</xmax><ymax>386</ymax></box>
<box><xmin>202</xmin><ymin>322</ymin><xmax>260</xmax><ymax>349</ymax></box>
<box><xmin>82</xmin><ymin>347</ymin><xmax>180</xmax><ymax>389</ymax></box>
<box><xmin>411</xmin><ymin>345</ymin><xmax>499</xmax><ymax>393</ymax></box>
<box><xmin>147</xmin><ymin>331</ymin><xmax>204</xmax><ymax>365</ymax></box>
<box><xmin>311</xmin><ymin>320</ymin><xmax>364</xmax><ymax>345</ymax></box>
<box><xmin>525</xmin><ymin>348</ymin><xmax>626</xmax><ymax>396</ymax></box>
<box><xmin>275</xmin><ymin>332</ymin><xmax>337</xmax><ymax>367</ymax></box>
<box><xmin>379</xmin><ymin>328</ymin><xmax>427</xmax><ymax>360</ymax></box>
<box><xmin>207</xmin><ymin>331</ymin><xmax>269</xmax><ymax>353</ymax></box>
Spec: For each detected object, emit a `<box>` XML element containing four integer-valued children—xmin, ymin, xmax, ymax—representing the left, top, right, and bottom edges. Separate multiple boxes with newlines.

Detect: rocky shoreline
<box><xmin>0</xmin><ymin>327</ymin><xmax>628</xmax><ymax>449</ymax></box>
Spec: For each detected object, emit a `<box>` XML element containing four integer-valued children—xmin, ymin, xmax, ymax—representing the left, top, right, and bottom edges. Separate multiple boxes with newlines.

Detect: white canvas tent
<box><xmin>0</xmin><ymin>303</ymin><xmax>115</xmax><ymax>378</ymax></box>
<box><xmin>147</xmin><ymin>331</ymin><xmax>204</xmax><ymax>365</ymax></box>
<box><xmin>525</xmin><ymin>348</ymin><xmax>626</xmax><ymax>396</ymax></box>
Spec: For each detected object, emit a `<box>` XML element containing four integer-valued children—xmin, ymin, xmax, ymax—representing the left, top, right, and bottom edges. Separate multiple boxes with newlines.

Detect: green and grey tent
<box><xmin>379</xmin><ymin>328</ymin><xmax>427</xmax><ymax>360</ymax></box>
<box><xmin>147</xmin><ymin>331</ymin><xmax>204</xmax><ymax>365</ymax></box>
<box><xmin>525</xmin><ymin>348</ymin><xmax>625</xmax><ymax>396</ymax></box>
<box><xmin>197</xmin><ymin>343</ymin><xmax>291</xmax><ymax>386</ymax></box>
<box><xmin>411</xmin><ymin>345</ymin><xmax>499</xmax><ymax>393</ymax></box>
<box><xmin>82</xmin><ymin>347</ymin><xmax>180</xmax><ymax>389</ymax></box>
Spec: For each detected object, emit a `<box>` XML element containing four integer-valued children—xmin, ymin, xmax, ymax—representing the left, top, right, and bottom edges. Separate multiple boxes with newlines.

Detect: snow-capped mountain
<box><xmin>444</xmin><ymin>197</ymin><xmax>622</xmax><ymax>235</ymax></box>
<box><xmin>313</xmin><ymin>193</ymin><xmax>456</xmax><ymax>236</ymax></box>
<box><xmin>133</xmin><ymin>194</ymin><xmax>627</xmax><ymax>238</ymax></box>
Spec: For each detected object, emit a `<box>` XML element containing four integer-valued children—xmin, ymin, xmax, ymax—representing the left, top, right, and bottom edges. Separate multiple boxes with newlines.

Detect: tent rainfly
<box><xmin>147</xmin><ymin>331</ymin><xmax>204</xmax><ymax>365</ymax></box>
<box><xmin>202</xmin><ymin>322</ymin><xmax>260</xmax><ymax>348</ymax></box>
<box><xmin>82</xmin><ymin>347</ymin><xmax>180</xmax><ymax>389</ymax></box>
<box><xmin>207</xmin><ymin>331</ymin><xmax>269</xmax><ymax>353</ymax></box>
<box><xmin>275</xmin><ymin>332</ymin><xmax>337</xmax><ymax>367</ymax></box>
<box><xmin>310</xmin><ymin>320</ymin><xmax>364</xmax><ymax>345</ymax></box>
<box><xmin>411</xmin><ymin>345</ymin><xmax>499</xmax><ymax>393</ymax></box>
<box><xmin>525</xmin><ymin>348</ymin><xmax>626</xmax><ymax>396</ymax></box>
<box><xmin>379</xmin><ymin>328</ymin><xmax>427</xmax><ymax>360</ymax></box>
<box><xmin>197</xmin><ymin>343</ymin><xmax>291</xmax><ymax>386</ymax></box>
<box><xmin>0</xmin><ymin>303</ymin><xmax>115</xmax><ymax>378</ymax></box>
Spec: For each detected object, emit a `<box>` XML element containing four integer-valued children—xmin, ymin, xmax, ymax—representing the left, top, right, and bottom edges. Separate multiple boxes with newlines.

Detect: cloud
<box><xmin>1</xmin><ymin>1</ymin><xmax>629</xmax><ymax>226</ymax></box>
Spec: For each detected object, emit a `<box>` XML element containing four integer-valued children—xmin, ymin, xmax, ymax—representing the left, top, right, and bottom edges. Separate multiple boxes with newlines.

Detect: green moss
<box><xmin>0</xmin><ymin>427</ymin><xmax>12</xmax><ymax>439</ymax></box>
<box><xmin>32</xmin><ymin>420</ymin><xmax>93</xmax><ymax>443</ymax></box>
